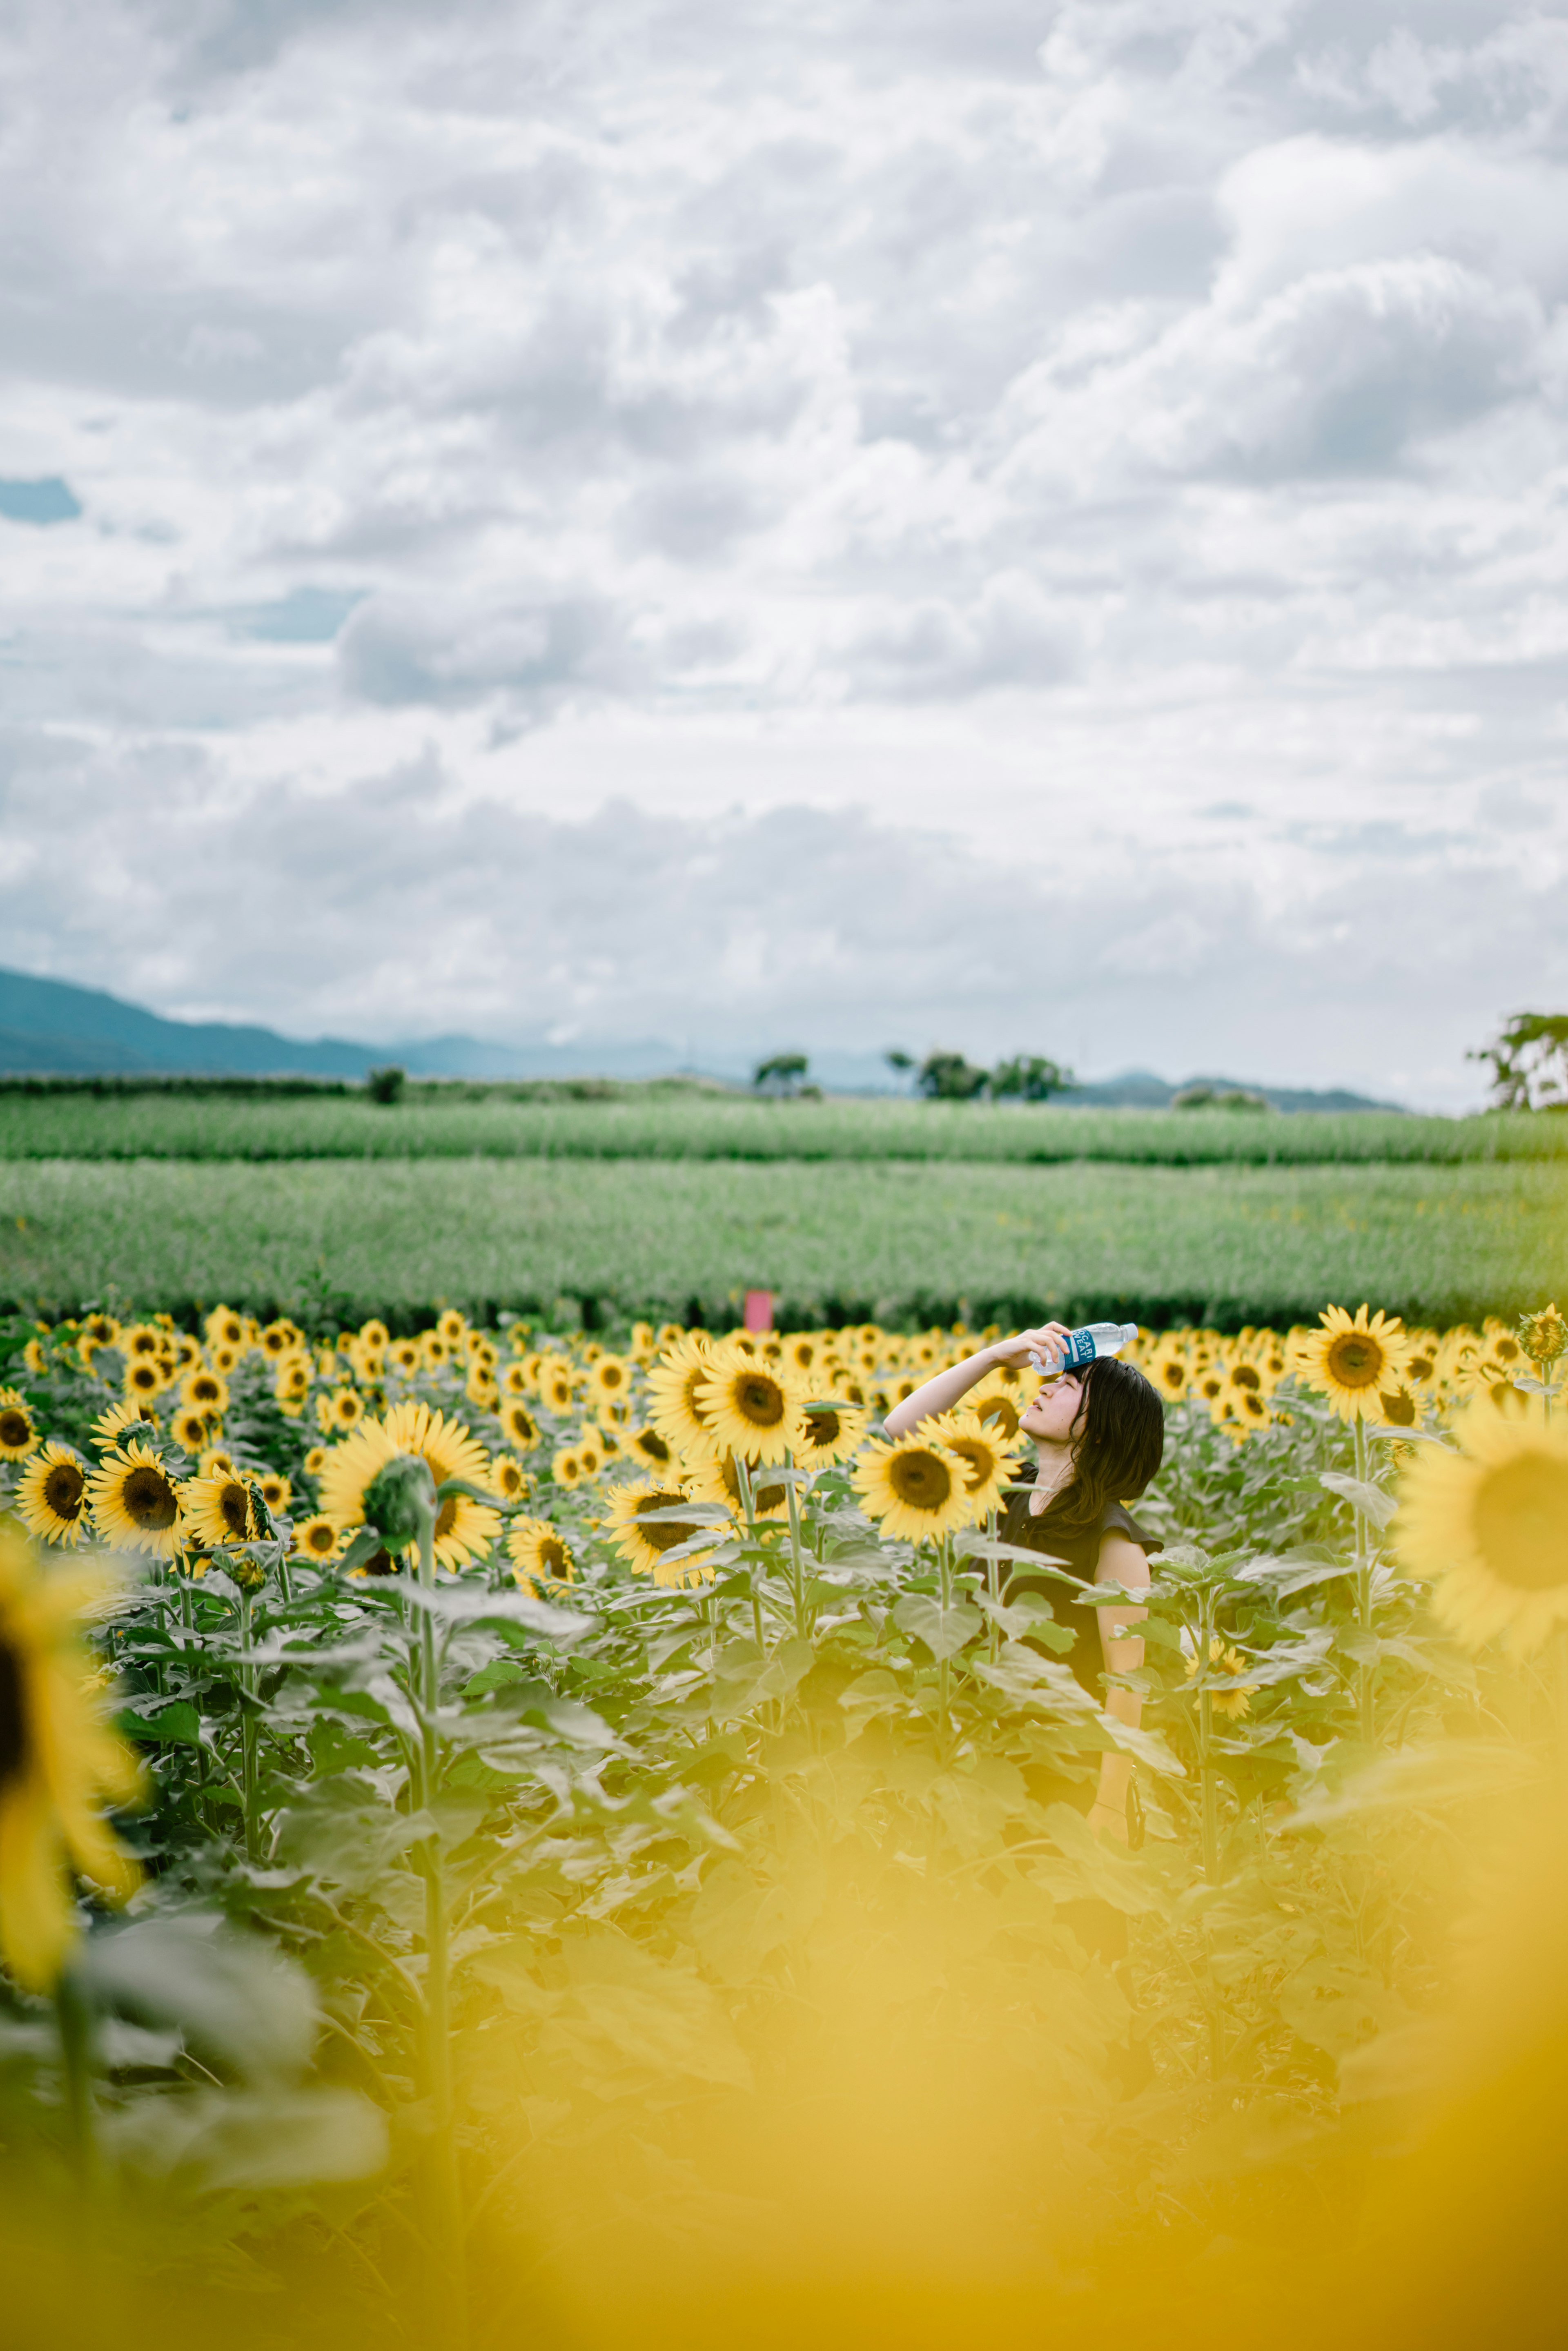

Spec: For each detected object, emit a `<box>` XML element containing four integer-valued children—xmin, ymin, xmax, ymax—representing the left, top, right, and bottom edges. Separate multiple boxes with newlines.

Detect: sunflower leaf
<box><xmin>892</xmin><ymin>1594</ymin><xmax>983</xmax><ymax>1661</ymax></box>
<box><xmin>1319</xmin><ymin>1472</ymin><xmax>1396</xmax><ymax>1529</ymax></box>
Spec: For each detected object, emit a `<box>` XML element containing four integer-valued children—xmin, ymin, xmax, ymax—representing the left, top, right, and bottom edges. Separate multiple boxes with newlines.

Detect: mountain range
<box><xmin>0</xmin><ymin>966</ymin><xmax>1401</xmax><ymax>1110</ymax></box>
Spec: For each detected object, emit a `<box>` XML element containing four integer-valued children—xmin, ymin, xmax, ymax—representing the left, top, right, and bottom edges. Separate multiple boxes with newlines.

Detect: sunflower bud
<box><xmin>360</xmin><ymin>1452</ymin><xmax>438</xmax><ymax>1553</ymax></box>
<box><xmin>1520</xmin><ymin>1305</ymin><xmax>1568</xmax><ymax>1373</ymax></box>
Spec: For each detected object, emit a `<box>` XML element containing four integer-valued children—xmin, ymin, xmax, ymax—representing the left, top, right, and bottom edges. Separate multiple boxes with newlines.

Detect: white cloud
<box><xmin>0</xmin><ymin>0</ymin><xmax>1563</xmax><ymax>1101</ymax></box>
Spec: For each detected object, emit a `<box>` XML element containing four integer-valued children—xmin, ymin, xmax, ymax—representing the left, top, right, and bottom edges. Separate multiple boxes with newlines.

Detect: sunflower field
<box><xmin>0</xmin><ymin>1299</ymin><xmax>1566</xmax><ymax>2351</ymax></box>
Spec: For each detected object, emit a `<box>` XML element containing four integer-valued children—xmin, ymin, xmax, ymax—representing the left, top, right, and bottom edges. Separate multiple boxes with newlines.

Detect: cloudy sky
<box><xmin>2</xmin><ymin>0</ymin><xmax>1566</xmax><ymax>1104</ymax></box>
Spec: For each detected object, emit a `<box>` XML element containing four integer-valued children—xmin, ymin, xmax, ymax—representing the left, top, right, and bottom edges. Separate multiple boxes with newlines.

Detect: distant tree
<box><xmin>1470</xmin><ymin>1014</ymin><xmax>1568</xmax><ymax>1111</ymax></box>
<box><xmin>753</xmin><ymin>1052</ymin><xmax>810</xmax><ymax>1095</ymax></box>
<box><xmin>989</xmin><ymin>1054</ymin><xmax>1072</xmax><ymax>1103</ymax></box>
<box><xmin>916</xmin><ymin>1051</ymin><xmax>990</xmax><ymax>1101</ymax></box>
<box><xmin>1172</xmin><ymin>1083</ymin><xmax>1271</xmax><ymax>1113</ymax></box>
<box><xmin>366</xmin><ymin>1064</ymin><xmax>406</xmax><ymax>1105</ymax></box>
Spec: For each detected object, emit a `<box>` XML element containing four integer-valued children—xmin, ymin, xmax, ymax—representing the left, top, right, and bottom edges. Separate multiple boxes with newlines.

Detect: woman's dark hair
<box><xmin>1036</xmin><ymin>1356</ymin><xmax>1164</xmax><ymax>1539</ymax></box>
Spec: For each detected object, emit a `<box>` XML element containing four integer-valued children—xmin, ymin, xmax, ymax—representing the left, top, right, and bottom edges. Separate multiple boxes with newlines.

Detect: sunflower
<box><xmin>120</xmin><ymin>1324</ymin><xmax>163</xmax><ymax>1362</ymax></box>
<box><xmin>437</xmin><ymin>1309</ymin><xmax>467</xmax><ymax>1346</ymax></box>
<box><xmin>1396</xmin><ymin>1401</ymin><xmax>1568</xmax><ymax>1652</ymax></box>
<box><xmin>359</xmin><ymin>1319</ymin><xmax>390</xmax><ymax>1351</ymax></box>
<box><xmin>1294</xmin><ymin>1305</ymin><xmax>1409</xmax><ymax>1423</ymax></box>
<box><xmin>210</xmin><ymin>1345</ymin><xmax>240</xmax><ymax>1376</ymax></box>
<box><xmin>541</xmin><ymin>1364</ymin><xmax>578</xmax><ymax>1417</ymax></box>
<box><xmin>204</xmin><ymin>1307</ymin><xmax>246</xmax><ymax>1350</ymax></box>
<box><xmin>626</xmin><ymin>1423</ymin><xmax>677</xmax><ymax>1471</ymax></box>
<box><xmin>1186</xmin><ymin>1636</ymin><xmax>1254</xmax><ymax>1719</ymax></box>
<box><xmin>80</xmin><ymin>1313</ymin><xmax>120</xmax><ymax>1349</ymax></box>
<box><xmin>697</xmin><ymin>1349</ymin><xmax>802</xmax><ymax>1467</ymax></box>
<box><xmin>317</xmin><ymin>1387</ymin><xmax>365</xmax><ymax>1435</ymax></box>
<box><xmin>630</xmin><ymin>1322</ymin><xmax>656</xmax><ymax>1360</ymax></box>
<box><xmin>588</xmin><ymin>1354</ymin><xmax>633</xmax><ymax>1408</ymax></box>
<box><xmin>261</xmin><ymin>1319</ymin><xmax>302</xmax><ymax>1359</ymax></box>
<box><xmin>121</xmin><ymin>1357</ymin><xmax>168</xmax><ymax>1408</ymax></box>
<box><xmin>257</xmin><ymin>1471</ymin><xmax>292</xmax><ymax>1515</ymax></box>
<box><xmin>0</xmin><ymin>1391</ymin><xmax>40</xmax><ymax>1462</ymax></box>
<box><xmin>605</xmin><ymin>1479</ymin><xmax>712</xmax><ymax>1583</ymax></box>
<box><xmin>182</xmin><ymin>1470</ymin><xmax>266</xmax><ymax>1549</ymax></box>
<box><xmin>465</xmin><ymin>1366</ymin><xmax>499</xmax><ymax>1411</ymax></box>
<box><xmin>646</xmin><ymin>1334</ymin><xmax>720</xmax><ymax>1463</ymax></box>
<box><xmin>86</xmin><ymin>1442</ymin><xmax>183</xmax><ymax>1558</ymax></box>
<box><xmin>1377</xmin><ymin>1380</ymin><xmax>1419</xmax><ymax>1430</ymax></box>
<box><xmin>686</xmin><ymin>1452</ymin><xmax>787</xmax><ymax>1523</ymax></box>
<box><xmin>491</xmin><ymin>1455</ymin><xmax>531</xmax><ymax>1503</ymax></box>
<box><xmin>1233</xmin><ymin>1388</ymin><xmax>1272</xmax><ymax>1436</ymax></box>
<box><xmin>0</xmin><ymin>1524</ymin><xmax>143</xmax><ymax>1990</ymax></box>
<box><xmin>321</xmin><ymin>1402</ymin><xmax>499</xmax><ymax>1570</ymax></box>
<box><xmin>293</xmin><ymin>1515</ymin><xmax>343</xmax><ymax>1564</ymax></box>
<box><xmin>1150</xmin><ymin>1346</ymin><xmax>1189</xmax><ymax>1403</ymax></box>
<box><xmin>170</xmin><ymin>1406</ymin><xmax>214</xmax><ymax>1456</ymax></box>
<box><xmin>1519</xmin><ymin>1304</ymin><xmax>1567</xmax><ymax>1373</ymax></box>
<box><xmin>789</xmin><ymin>1397</ymin><xmax>869</xmax><ymax>1471</ymax></box>
<box><xmin>924</xmin><ymin>1411</ymin><xmax>1019</xmax><ymax>1513</ymax></box>
<box><xmin>507</xmin><ymin>1516</ymin><xmax>577</xmax><ymax>1596</ymax></box>
<box><xmin>388</xmin><ymin>1339</ymin><xmax>421</xmax><ymax>1377</ymax></box>
<box><xmin>853</xmin><ymin>1435</ymin><xmax>971</xmax><ymax>1542</ymax></box>
<box><xmin>15</xmin><ymin>1444</ymin><xmax>91</xmax><ymax>1548</ymax></box>
<box><xmin>552</xmin><ymin>1449</ymin><xmax>584</xmax><ymax>1490</ymax></box>
<box><xmin>199</xmin><ymin>1447</ymin><xmax>240</xmax><ymax>1482</ymax></box>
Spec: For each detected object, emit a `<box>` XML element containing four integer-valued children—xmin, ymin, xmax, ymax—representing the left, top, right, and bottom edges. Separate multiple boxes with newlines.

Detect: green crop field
<box><xmin>3</xmin><ymin>1154</ymin><xmax>1563</xmax><ymax>1329</ymax></box>
<box><xmin>0</xmin><ymin>1090</ymin><xmax>1561</xmax><ymax>1167</ymax></box>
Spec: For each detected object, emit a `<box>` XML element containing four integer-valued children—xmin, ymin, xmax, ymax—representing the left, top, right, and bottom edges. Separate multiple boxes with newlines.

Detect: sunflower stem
<box><xmin>784</xmin><ymin>1465</ymin><xmax>808</xmax><ymax>1640</ymax></box>
<box><xmin>1354</xmin><ymin>1415</ymin><xmax>1375</xmax><ymax>1745</ymax></box>
<box><xmin>55</xmin><ymin>1962</ymin><xmax>100</xmax><ymax>2194</ymax></box>
<box><xmin>238</xmin><ymin>1587</ymin><xmax>261</xmax><ymax>1864</ymax></box>
<box><xmin>413</xmin><ymin>1507</ymin><xmax>467</xmax><ymax>2351</ymax></box>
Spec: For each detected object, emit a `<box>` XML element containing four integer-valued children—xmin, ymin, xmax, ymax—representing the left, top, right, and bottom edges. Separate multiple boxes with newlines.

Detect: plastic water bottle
<box><xmin>1028</xmin><ymin>1322</ymin><xmax>1139</xmax><ymax>1378</ymax></box>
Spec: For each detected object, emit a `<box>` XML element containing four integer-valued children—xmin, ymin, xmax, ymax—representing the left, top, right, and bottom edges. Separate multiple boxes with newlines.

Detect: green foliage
<box><xmin>4</xmin><ymin>1156</ymin><xmax>1566</xmax><ymax>1331</ymax></box>
<box><xmin>1470</xmin><ymin>1012</ymin><xmax>1568</xmax><ymax>1111</ymax></box>
<box><xmin>989</xmin><ymin>1053</ymin><xmax>1071</xmax><ymax>1101</ymax></box>
<box><xmin>915</xmin><ymin>1051</ymin><xmax>990</xmax><ymax>1099</ymax></box>
<box><xmin>1</xmin><ymin>1089</ymin><xmax>1563</xmax><ymax>1163</ymax></box>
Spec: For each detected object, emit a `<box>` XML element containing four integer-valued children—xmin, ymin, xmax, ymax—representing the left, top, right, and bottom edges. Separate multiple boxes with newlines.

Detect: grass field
<box><xmin>0</xmin><ymin>1092</ymin><xmax>1561</xmax><ymax>1166</ymax></box>
<box><xmin>4</xmin><ymin>1154</ymin><xmax>1563</xmax><ymax>1328</ymax></box>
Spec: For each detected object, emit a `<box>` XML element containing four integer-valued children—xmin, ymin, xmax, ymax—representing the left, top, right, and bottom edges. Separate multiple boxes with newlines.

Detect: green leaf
<box><xmin>892</xmin><ymin>1594</ymin><xmax>983</xmax><ymax>1661</ymax></box>
<box><xmin>118</xmin><ymin>1698</ymin><xmax>203</xmax><ymax>1747</ymax></box>
<box><xmin>1319</xmin><ymin>1471</ymin><xmax>1396</xmax><ymax>1529</ymax></box>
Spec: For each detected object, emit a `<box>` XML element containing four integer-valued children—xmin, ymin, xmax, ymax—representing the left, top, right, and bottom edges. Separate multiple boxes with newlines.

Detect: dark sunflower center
<box><xmin>756</xmin><ymin>1481</ymin><xmax>787</xmax><ymax>1513</ymax></box>
<box><xmin>1326</xmin><ymin>1335</ymin><xmax>1382</xmax><ymax>1388</ymax></box>
<box><xmin>683</xmin><ymin>1370</ymin><xmax>711</xmax><ymax>1421</ymax></box>
<box><xmin>0</xmin><ymin>1635</ymin><xmax>28</xmax><ymax>1793</ymax></box>
<box><xmin>1474</xmin><ymin>1456</ymin><xmax>1568</xmax><ymax>1592</ymax></box>
<box><xmin>948</xmin><ymin>1439</ymin><xmax>989</xmax><ymax>1490</ymax></box>
<box><xmin>1381</xmin><ymin>1388</ymin><xmax>1417</xmax><ymax>1427</ymax></box>
<box><xmin>889</xmin><ymin>1452</ymin><xmax>952</xmax><ymax>1510</ymax></box>
<box><xmin>305</xmin><ymin>1523</ymin><xmax>336</xmax><ymax>1555</ymax></box>
<box><xmin>218</xmin><ymin>1482</ymin><xmax>253</xmax><ymax>1539</ymax></box>
<box><xmin>1231</xmin><ymin>1365</ymin><xmax>1261</xmax><ymax>1391</ymax></box>
<box><xmin>541</xmin><ymin>1537</ymin><xmax>568</xmax><ymax>1576</ymax></box>
<box><xmin>636</xmin><ymin>1428</ymin><xmax>671</xmax><ymax>1463</ymax></box>
<box><xmin>191</xmin><ymin>1378</ymin><xmax>219</xmax><ymax>1404</ymax></box>
<box><xmin>735</xmin><ymin>1377</ymin><xmax>784</xmax><ymax>1427</ymax></box>
<box><xmin>435</xmin><ymin>1498</ymin><xmax>457</xmax><ymax>1539</ymax></box>
<box><xmin>0</xmin><ymin>1409</ymin><xmax>31</xmax><ymax>1448</ymax></box>
<box><xmin>979</xmin><ymin>1398</ymin><xmax>1019</xmax><ymax>1439</ymax></box>
<box><xmin>125</xmin><ymin>1465</ymin><xmax>178</xmax><ymax>1530</ymax></box>
<box><xmin>803</xmin><ymin>1408</ymin><xmax>842</xmax><ymax>1446</ymax></box>
<box><xmin>44</xmin><ymin>1461</ymin><xmax>86</xmax><ymax>1520</ymax></box>
<box><xmin>637</xmin><ymin>1491</ymin><xmax>697</xmax><ymax>1553</ymax></box>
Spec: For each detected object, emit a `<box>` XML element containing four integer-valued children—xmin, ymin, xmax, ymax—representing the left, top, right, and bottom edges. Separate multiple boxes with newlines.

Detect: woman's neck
<box><xmin>1029</xmin><ymin>1437</ymin><xmax>1076</xmax><ymax>1511</ymax></box>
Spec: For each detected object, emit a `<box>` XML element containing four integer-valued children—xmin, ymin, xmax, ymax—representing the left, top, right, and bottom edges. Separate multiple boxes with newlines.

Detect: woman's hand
<box><xmin>1088</xmin><ymin>1799</ymin><xmax>1129</xmax><ymax>1845</ymax></box>
<box><xmin>989</xmin><ymin>1322</ymin><xmax>1074</xmax><ymax>1374</ymax></box>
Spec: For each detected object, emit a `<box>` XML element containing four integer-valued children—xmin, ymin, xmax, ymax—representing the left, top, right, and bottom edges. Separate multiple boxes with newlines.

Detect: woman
<box><xmin>884</xmin><ymin>1321</ymin><xmax>1165</xmax><ymax>1844</ymax></box>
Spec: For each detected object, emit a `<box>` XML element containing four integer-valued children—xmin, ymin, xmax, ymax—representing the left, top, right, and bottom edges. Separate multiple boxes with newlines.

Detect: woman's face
<box><xmin>1020</xmin><ymin>1370</ymin><xmax>1085</xmax><ymax>1446</ymax></box>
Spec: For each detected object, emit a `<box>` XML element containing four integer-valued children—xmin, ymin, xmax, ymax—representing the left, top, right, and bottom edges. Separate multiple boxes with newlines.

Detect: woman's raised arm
<box><xmin>882</xmin><ymin>1322</ymin><xmax>1072</xmax><ymax>1438</ymax></box>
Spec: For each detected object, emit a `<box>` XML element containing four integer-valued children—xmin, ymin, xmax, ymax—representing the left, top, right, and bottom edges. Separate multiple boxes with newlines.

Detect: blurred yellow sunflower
<box><xmin>605</xmin><ymin>1479</ymin><xmax>710</xmax><ymax>1583</ymax></box>
<box><xmin>316</xmin><ymin>1387</ymin><xmax>365</xmax><ymax>1435</ymax></box>
<box><xmin>437</xmin><ymin>1309</ymin><xmax>468</xmax><ymax>1346</ymax></box>
<box><xmin>182</xmin><ymin>1471</ymin><xmax>265</xmax><ymax>1548</ymax></box>
<box><xmin>646</xmin><ymin>1334</ymin><xmax>719</xmax><ymax>1463</ymax></box>
<box><xmin>925</xmin><ymin>1411</ymin><xmax>1019</xmax><ymax>1513</ymax></box>
<box><xmin>80</xmin><ymin>1313</ymin><xmax>120</xmax><ymax>1349</ymax></box>
<box><xmin>121</xmin><ymin>1357</ymin><xmax>167</xmax><ymax>1408</ymax></box>
<box><xmin>491</xmin><ymin>1455</ymin><xmax>530</xmax><ymax>1502</ymax></box>
<box><xmin>626</xmin><ymin>1423</ymin><xmax>676</xmax><ymax>1472</ymax></box>
<box><xmin>507</xmin><ymin>1516</ymin><xmax>576</xmax><ymax>1596</ymax></box>
<box><xmin>0</xmin><ymin>1524</ymin><xmax>143</xmax><ymax>1990</ymax></box>
<box><xmin>199</xmin><ymin>1447</ymin><xmax>239</xmax><ymax>1482</ymax></box>
<box><xmin>697</xmin><ymin>1350</ymin><xmax>801</xmax><ymax>1466</ymax></box>
<box><xmin>588</xmin><ymin>1354</ymin><xmax>633</xmax><ymax>1408</ymax></box>
<box><xmin>15</xmin><ymin>1444</ymin><xmax>91</xmax><ymax>1548</ymax></box>
<box><xmin>388</xmin><ymin>1339</ymin><xmax>421</xmax><ymax>1377</ymax></box>
<box><xmin>685</xmin><ymin>1450</ymin><xmax>789</xmax><ymax>1521</ymax></box>
<box><xmin>87</xmin><ymin>1442</ymin><xmax>183</xmax><ymax>1557</ymax></box>
<box><xmin>257</xmin><ymin>1471</ymin><xmax>292</xmax><ymax>1515</ymax></box>
<box><xmin>789</xmin><ymin>1397</ymin><xmax>869</xmax><ymax>1471</ymax></box>
<box><xmin>120</xmin><ymin>1324</ymin><xmax>163</xmax><ymax>1362</ymax></box>
<box><xmin>204</xmin><ymin>1307</ymin><xmax>246</xmax><ymax>1350</ymax></box>
<box><xmin>552</xmin><ymin>1449</ymin><xmax>584</xmax><ymax>1490</ymax></box>
<box><xmin>292</xmin><ymin>1515</ymin><xmax>342</xmax><ymax>1564</ymax></box>
<box><xmin>853</xmin><ymin>1435</ymin><xmax>970</xmax><ymax>1542</ymax></box>
<box><xmin>1149</xmin><ymin>1346</ymin><xmax>1189</xmax><ymax>1403</ymax></box>
<box><xmin>1294</xmin><ymin>1305</ymin><xmax>1408</xmax><ymax>1423</ymax></box>
<box><xmin>499</xmin><ymin>1399</ymin><xmax>541</xmax><ymax>1453</ymax></box>
<box><xmin>170</xmin><ymin>1406</ymin><xmax>213</xmax><ymax>1456</ymax></box>
<box><xmin>1396</xmin><ymin>1401</ymin><xmax>1568</xmax><ymax>1653</ymax></box>
<box><xmin>179</xmin><ymin>1367</ymin><xmax>228</xmax><ymax>1416</ymax></box>
<box><xmin>1186</xmin><ymin>1636</ymin><xmax>1254</xmax><ymax>1718</ymax></box>
<box><xmin>0</xmin><ymin>1391</ymin><xmax>40</xmax><ymax>1462</ymax></box>
<box><xmin>359</xmin><ymin>1319</ymin><xmax>390</xmax><ymax>1351</ymax></box>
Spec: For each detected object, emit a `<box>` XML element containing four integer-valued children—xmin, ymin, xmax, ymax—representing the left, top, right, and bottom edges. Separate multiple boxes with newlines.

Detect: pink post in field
<box><xmin>743</xmin><ymin>1289</ymin><xmax>774</xmax><ymax>1333</ymax></box>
